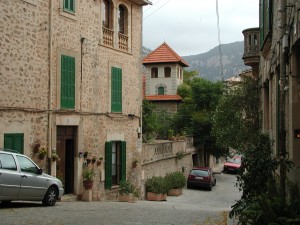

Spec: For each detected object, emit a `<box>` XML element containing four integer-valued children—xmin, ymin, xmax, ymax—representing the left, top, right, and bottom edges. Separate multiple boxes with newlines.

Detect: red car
<box><xmin>187</xmin><ymin>167</ymin><xmax>216</xmax><ymax>191</ymax></box>
<box><xmin>223</xmin><ymin>155</ymin><xmax>242</xmax><ymax>173</ymax></box>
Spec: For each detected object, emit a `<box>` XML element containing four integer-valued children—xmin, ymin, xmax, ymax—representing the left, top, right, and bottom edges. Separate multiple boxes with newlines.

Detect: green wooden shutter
<box><xmin>105</xmin><ymin>142</ymin><xmax>112</xmax><ymax>189</ymax></box>
<box><xmin>111</xmin><ymin>67</ymin><xmax>122</xmax><ymax>112</ymax></box>
<box><xmin>158</xmin><ymin>87</ymin><xmax>164</xmax><ymax>95</ymax></box>
<box><xmin>120</xmin><ymin>141</ymin><xmax>126</xmax><ymax>182</ymax></box>
<box><xmin>61</xmin><ymin>55</ymin><xmax>75</xmax><ymax>109</ymax></box>
<box><xmin>64</xmin><ymin>0</ymin><xmax>75</xmax><ymax>12</ymax></box>
<box><xmin>4</xmin><ymin>133</ymin><xmax>24</xmax><ymax>154</ymax></box>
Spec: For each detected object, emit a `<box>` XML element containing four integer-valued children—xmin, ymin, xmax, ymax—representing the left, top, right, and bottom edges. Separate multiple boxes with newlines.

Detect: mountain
<box><xmin>143</xmin><ymin>41</ymin><xmax>249</xmax><ymax>82</ymax></box>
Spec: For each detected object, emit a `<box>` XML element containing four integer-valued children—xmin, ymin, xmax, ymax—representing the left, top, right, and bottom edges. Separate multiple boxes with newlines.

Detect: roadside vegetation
<box><xmin>142</xmin><ymin>70</ymin><xmax>300</xmax><ymax>224</ymax></box>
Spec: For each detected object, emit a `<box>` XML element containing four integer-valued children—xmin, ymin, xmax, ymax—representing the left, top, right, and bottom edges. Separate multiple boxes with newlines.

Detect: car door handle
<box><xmin>22</xmin><ymin>175</ymin><xmax>27</xmax><ymax>178</ymax></box>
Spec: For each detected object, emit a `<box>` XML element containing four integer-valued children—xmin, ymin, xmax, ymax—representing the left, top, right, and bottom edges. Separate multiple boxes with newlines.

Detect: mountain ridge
<box><xmin>143</xmin><ymin>41</ymin><xmax>248</xmax><ymax>81</ymax></box>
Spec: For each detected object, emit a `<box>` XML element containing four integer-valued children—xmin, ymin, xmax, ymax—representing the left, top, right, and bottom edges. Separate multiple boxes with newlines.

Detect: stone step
<box><xmin>60</xmin><ymin>194</ymin><xmax>78</xmax><ymax>202</ymax></box>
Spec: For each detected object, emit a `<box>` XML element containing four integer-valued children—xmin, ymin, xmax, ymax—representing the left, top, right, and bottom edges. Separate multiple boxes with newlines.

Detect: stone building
<box><xmin>143</xmin><ymin>42</ymin><xmax>189</xmax><ymax>114</ymax></box>
<box><xmin>0</xmin><ymin>0</ymin><xmax>150</xmax><ymax>201</ymax></box>
<box><xmin>242</xmin><ymin>0</ymin><xmax>300</xmax><ymax>185</ymax></box>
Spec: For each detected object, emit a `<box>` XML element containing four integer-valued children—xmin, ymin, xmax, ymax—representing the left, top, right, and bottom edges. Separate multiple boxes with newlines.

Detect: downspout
<box><xmin>47</xmin><ymin>0</ymin><xmax>54</xmax><ymax>174</ymax></box>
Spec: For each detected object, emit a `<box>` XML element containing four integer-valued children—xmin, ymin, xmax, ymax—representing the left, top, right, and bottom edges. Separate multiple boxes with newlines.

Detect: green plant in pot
<box><xmin>83</xmin><ymin>168</ymin><xmax>95</xmax><ymax>190</ymax></box>
<box><xmin>165</xmin><ymin>171</ymin><xmax>186</xmax><ymax>196</ymax></box>
<box><xmin>145</xmin><ymin>176</ymin><xmax>170</xmax><ymax>201</ymax></box>
<box><xmin>118</xmin><ymin>180</ymin><xmax>140</xmax><ymax>202</ymax></box>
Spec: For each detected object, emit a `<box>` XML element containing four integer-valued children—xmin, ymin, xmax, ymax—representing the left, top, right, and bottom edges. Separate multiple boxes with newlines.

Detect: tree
<box><xmin>142</xmin><ymin>100</ymin><xmax>160</xmax><ymax>143</ymax></box>
<box><xmin>212</xmin><ymin>76</ymin><xmax>260</xmax><ymax>153</ymax></box>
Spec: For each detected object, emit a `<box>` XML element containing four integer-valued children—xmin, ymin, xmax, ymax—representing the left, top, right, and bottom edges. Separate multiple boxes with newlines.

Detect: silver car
<box><xmin>0</xmin><ymin>149</ymin><xmax>64</xmax><ymax>206</ymax></box>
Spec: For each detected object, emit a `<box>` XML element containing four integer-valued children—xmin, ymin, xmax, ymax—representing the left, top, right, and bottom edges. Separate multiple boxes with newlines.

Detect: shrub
<box><xmin>119</xmin><ymin>180</ymin><xmax>140</xmax><ymax>198</ymax></box>
<box><xmin>145</xmin><ymin>176</ymin><xmax>170</xmax><ymax>194</ymax></box>
<box><xmin>165</xmin><ymin>171</ymin><xmax>186</xmax><ymax>189</ymax></box>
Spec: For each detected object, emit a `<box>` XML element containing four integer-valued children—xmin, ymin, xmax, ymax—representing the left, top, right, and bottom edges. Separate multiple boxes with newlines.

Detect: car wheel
<box><xmin>187</xmin><ymin>183</ymin><xmax>191</xmax><ymax>189</ymax></box>
<box><xmin>42</xmin><ymin>186</ymin><xmax>58</xmax><ymax>206</ymax></box>
<box><xmin>213</xmin><ymin>179</ymin><xmax>216</xmax><ymax>186</ymax></box>
<box><xmin>208</xmin><ymin>186</ymin><xmax>212</xmax><ymax>191</ymax></box>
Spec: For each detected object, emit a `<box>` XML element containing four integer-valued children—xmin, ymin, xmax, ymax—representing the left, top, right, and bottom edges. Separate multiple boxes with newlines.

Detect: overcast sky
<box><xmin>142</xmin><ymin>0</ymin><xmax>259</xmax><ymax>56</ymax></box>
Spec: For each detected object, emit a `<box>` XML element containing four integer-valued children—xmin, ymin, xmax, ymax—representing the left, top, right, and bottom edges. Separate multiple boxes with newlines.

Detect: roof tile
<box><xmin>143</xmin><ymin>42</ymin><xmax>189</xmax><ymax>67</ymax></box>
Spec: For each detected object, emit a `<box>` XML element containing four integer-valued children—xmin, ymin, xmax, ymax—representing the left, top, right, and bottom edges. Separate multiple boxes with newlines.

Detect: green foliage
<box><xmin>83</xmin><ymin>168</ymin><xmax>95</xmax><ymax>181</ymax></box>
<box><xmin>164</xmin><ymin>171</ymin><xmax>186</xmax><ymax>189</ymax></box>
<box><xmin>177</xmin><ymin>83</ymin><xmax>192</xmax><ymax>99</ymax></box>
<box><xmin>142</xmin><ymin>100</ymin><xmax>160</xmax><ymax>143</ymax></box>
<box><xmin>230</xmin><ymin>134</ymin><xmax>299</xmax><ymax>225</ymax></box>
<box><xmin>176</xmin><ymin>151</ymin><xmax>184</xmax><ymax>160</ymax></box>
<box><xmin>183</xmin><ymin>70</ymin><xmax>198</xmax><ymax>85</ymax></box>
<box><xmin>145</xmin><ymin>176</ymin><xmax>170</xmax><ymax>194</ymax></box>
<box><xmin>212</xmin><ymin>76</ymin><xmax>260</xmax><ymax>152</ymax></box>
<box><xmin>118</xmin><ymin>180</ymin><xmax>140</xmax><ymax>197</ymax></box>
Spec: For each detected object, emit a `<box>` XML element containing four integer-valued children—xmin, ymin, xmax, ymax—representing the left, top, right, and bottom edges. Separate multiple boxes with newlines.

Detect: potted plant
<box><xmin>118</xmin><ymin>180</ymin><xmax>140</xmax><ymax>203</ymax></box>
<box><xmin>33</xmin><ymin>142</ymin><xmax>40</xmax><ymax>154</ymax></box>
<box><xmin>91</xmin><ymin>156</ymin><xmax>96</xmax><ymax>164</ymax></box>
<box><xmin>37</xmin><ymin>146</ymin><xmax>47</xmax><ymax>160</ymax></box>
<box><xmin>97</xmin><ymin>157</ymin><xmax>103</xmax><ymax>166</ymax></box>
<box><xmin>132</xmin><ymin>159</ymin><xmax>138</xmax><ymax>168</ymax></box>
<box><xmin>165</xmin><ymin>171</ymin><xmax>186</xmax><ymax>196</ymax></box>
<box><xmin>145</xmin><ymin>176</ymin><xmax>170</xmax><ymax>201</ymax></box>
<box><xmin>83</xmin><ymin>168</ymin><xmax>95</xmax><ymax>190</ymax></box>
<box><xmin>83</xmin><ymin>151</ymin><xmax>88</xmax><ymax>159</ymax></box>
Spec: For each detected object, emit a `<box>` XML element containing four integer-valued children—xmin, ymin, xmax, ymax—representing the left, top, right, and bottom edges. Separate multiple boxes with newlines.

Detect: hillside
<box><xmin>143</xmin><ymin>41</ymin><xmax>249</xmax><ymax>82</ymax></box>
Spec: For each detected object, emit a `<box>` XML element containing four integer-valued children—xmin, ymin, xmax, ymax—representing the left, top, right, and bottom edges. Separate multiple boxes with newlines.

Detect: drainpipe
<box><xmin>279</xmin><ymin>0</ymin><xmax>288</xmax><ymax>204</ymax></box>
<box><xmin>47</xmin><ymin>0</ymin><xmax>54</xmax><ymax>174</ymax></box>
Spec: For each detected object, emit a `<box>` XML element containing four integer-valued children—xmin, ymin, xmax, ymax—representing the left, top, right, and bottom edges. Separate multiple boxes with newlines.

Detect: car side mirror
<box><xmin>37</xmin><ymin>168</ymin><xmax>43</xmax><ymax>175</ymax></box>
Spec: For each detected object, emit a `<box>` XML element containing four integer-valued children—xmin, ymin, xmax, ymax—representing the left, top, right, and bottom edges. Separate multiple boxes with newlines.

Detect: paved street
<box><xmin>0</xmin><ymin>173</ymin><xmax>241</xmax><ymax>225</ymax></box>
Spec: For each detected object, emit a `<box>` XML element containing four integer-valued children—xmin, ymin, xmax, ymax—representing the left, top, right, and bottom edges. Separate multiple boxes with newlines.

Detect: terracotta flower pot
<box><xmin>146</xmin><ymin>192</ymin><xmax>167</xmax><ymax>201</ymax></box>
<box><xmin>168</xmin><ymin>188</ymin><xmax>182</xmax><ymax>196</ymax></box>
<box><xmin>83</xmin><ymin>180</ymin><xmax>93</xmax><ymax>190</ymax></box>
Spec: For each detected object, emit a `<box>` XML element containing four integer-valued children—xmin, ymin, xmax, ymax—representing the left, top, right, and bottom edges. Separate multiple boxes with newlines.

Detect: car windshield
<box><xmin>227</xmin><ymin>158</ymin><xmax>241</xmax><ymax>164</ymax></box>
<box><xmin>191</xmin><ymin>169</ymin><xmax>209</xmax><ymax>177</ymax></box>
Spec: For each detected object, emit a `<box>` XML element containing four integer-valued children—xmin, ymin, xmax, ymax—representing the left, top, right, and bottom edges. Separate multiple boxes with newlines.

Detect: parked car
<box><xmin>223</xmin><ymin>155</ymin><xmax>242</xmax><ymax>173</ymax></box>
<box><xmin>0</xmin><ymin>149</ymin><xmax>64</xmax><ymax>206</ymax></box>
<box><xmin>187</xmin><ymin>167</ymin><xmax>216</xmax><ymax>191</ymax></box>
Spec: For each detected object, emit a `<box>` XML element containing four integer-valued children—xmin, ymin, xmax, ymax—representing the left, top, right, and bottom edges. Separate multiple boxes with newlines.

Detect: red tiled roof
<box><xmin>143</xmin><ymin>42</ymin><xmax>189</xmax><ymax>67</ymax></box>
<box><xmin>145</xmin><ymin>95</ymin><xmax>182</xmax><ymax>101</ymax></box>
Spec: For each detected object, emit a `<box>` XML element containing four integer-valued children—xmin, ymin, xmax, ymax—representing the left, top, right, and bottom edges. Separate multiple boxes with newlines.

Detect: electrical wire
<box><xmin>215</xmin><ymin>0</ymin><xmax>224</xmax><ymax>81</ymax></box>
<box><xmin>144</xmin><ymin>0</ymin><xmax>172</xmax><ymax>20</ymax></box>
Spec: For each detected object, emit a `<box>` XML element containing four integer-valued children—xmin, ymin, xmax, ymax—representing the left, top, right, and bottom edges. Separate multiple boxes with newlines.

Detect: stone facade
<box><xmin>243</xmin><ymin>0</ymin><xmax>300</xmax><ymax>185</ymax></box>
<box><xmin>0</xmin><ymin>0</ymin><xmax>149</xmax><ymax>200</ymax></box>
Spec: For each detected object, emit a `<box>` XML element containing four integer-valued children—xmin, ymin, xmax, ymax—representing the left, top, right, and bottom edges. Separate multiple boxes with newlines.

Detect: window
<box><xmin>16</xmin><ymin>156</ymin><xmax>39</xmax><ymax>174</ymax></box>
<box><xmin>151</xmin><ymin>67</ymin><xmax>158</xmax><ymax>78</ymax></box>
<box><xmin>158</xmin><ymin>86</ymin><xmax>165</xmax><ymax>95</ymax></box>
<box><xmin>102</xmin><ymin>0</ymin><xmax>111</xmax><ymax>28</ymax></box>
<box><xmin>0</xmin><ymin>153</ymin><xmax>17</xmax><ymax>171</ymax></box>
<box><xmin>111</xmin><ymin>67</ymin><xmax>122</xmax><ymax>112</ymax></box>
<box><xmin>259</xmin><ymin>0</ymin><xmax>272</xmax><ymax>48</ymax></box>
<box><xmin>63</xmin><ymin>0</ymin><xmax>75</xmax><ymax>13</ymax></box>
<box><xmin>105</xmin><ymin>141</ymin><xmax>126</xmax><ymax>189</ymax></box>
<box><xmin>4</xmin><ymin>133</ymin><xmax>24</xmax><ymax>154</ymax></box>
<box><xmin>61</xmin><ymin>55</ymin><xmax>75</xmax><ymax>109</ymax></box>
<box><xmin>164</xmin><ymin>67</ymin><xmax>171</xmax><ymax>78</ymax></box>
<box><xmin>118</xmin><ymin>5</ymin><xmax>128</xmax><ymax>34</ymax></box>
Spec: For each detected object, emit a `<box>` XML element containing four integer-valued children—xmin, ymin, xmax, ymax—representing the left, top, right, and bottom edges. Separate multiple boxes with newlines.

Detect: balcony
<box><xmin>242</xmin><ymin>28</ymin><xmax>260</xmax><ymax>68</ymax></box>
<box><xmin>102</xmin><ymin>27</ymin><xmax>129</xmax><ymax>52</ymax></box>
<box><xmin>102</xmin><ymin>27</ymin><xmax>114</xmax><ymax>48</ymax></box>
<box><xmin>118</xmin><ymin>33</ymin><xmax>128</xmax><ymax>52</ymax></box>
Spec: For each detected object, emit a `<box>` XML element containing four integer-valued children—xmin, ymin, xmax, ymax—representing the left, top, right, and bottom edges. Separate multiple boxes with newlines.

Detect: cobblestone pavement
<box><xmin>0</xmin><ymin>173</ymin><xmax>241</xmax><ymax>225</ymax></box>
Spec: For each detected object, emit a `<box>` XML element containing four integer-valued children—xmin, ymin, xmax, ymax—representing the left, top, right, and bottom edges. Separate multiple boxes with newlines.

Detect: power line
<box><xmin>144</xmin><ymin>0</ymin><xmax>164</xmax><ymax>13</ymax></box>
<box><xmin>143</xmin><ymin>0</ymin><xmax>172</xmax><ymax>20</ymax></box>
<box><xmin>215</xmin><ymin>0</ymin><xmax>224</xmax><ymax>81</ymax></box>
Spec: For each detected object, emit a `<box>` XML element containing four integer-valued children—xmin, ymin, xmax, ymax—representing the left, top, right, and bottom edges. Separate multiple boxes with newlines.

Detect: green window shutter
<box><xmin>105</xmin><ymin>142</ymin><xmax>112</xmax><ymax>189</ymax></box>
<box><xmin>64</xmin><ymin>0</ymin><xmax>75</xmax><ymax>12</ymax></box>
<box><xmin>158</xmin><ymin>87</ymin><xmax>164</xmax><ymax>95</ymax></box>
<box><xmin>111</xmin><ymin>67</ymin><xmax>122</xmax><ymax>112</ymax></box>
<box><xmin>61</xmin><ymin>55</ymin><xmax>75</xmax><ymax>109</ymax></box>
<box><xmin>120</xmin><ymin>141</ymin><xmax>126</xmax><ymax>182</ymax></box>
<box><xmin>4</xmin><ymin>133</ymin><xmax>24</xmax><ymax>154</ymax></box>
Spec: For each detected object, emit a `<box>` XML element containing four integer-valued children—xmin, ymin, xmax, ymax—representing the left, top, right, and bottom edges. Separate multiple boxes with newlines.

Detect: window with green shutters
<box><xmin>158</xmin><ymin>86</ymin><xmax>165</xmax><ymax>95</ymax></box>
<box><xmin>105</xmin><ymin>141</ymin><xmax>126</xmax><ymax>189</ymax></box>
<box><xmin>111</xmin><ymin>67</ymin><xmax>122</xmax><ymax>112</ymax></box>
<box><xmin>61</xmin><ymin>55</ymin><xmax>75</xmax><ymax>109</ymax></box>
<box><xmin>63</xmin><ymin>0</ymin><xmax>75</xmax><ymax>13</ymax></box>
<box><xmin>4</xmin><ymin>133</ymin><xmax>24</xmax><ymax>154</ymax></box>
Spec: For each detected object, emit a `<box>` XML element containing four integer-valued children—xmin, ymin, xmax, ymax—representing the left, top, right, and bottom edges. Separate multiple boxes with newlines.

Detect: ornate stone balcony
<box><xmin>242</xmin><ymin>28</ymin><xmax>260</xmax><ymax>67</ymax></box>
